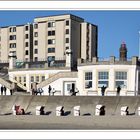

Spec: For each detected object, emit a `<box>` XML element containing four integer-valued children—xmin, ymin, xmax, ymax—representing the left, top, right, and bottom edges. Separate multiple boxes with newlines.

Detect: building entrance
<box><xmin>64</xmin><ymin>81</ymin><xmax>76</xmax><ymax>96</ymax></box>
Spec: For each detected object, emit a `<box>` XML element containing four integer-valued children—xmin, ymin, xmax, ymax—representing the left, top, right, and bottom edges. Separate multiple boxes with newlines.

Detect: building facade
<box><xmin>7</xmin><ymin>55</ymin><xmax>140</xmax><ymax>96</ymax></box>
<box><xmin>77</xmin><ymin>56</ymin><xmax>140</xmax><ymax>96</ymax></box>
<box><xmin>0</xmin><ymin>42</ymin><xmax>139</xmax><ymax>96</ymax></box>
<box><xmin>6</xmin><ymin>43</ymin><xmax>140</xmax><ymax>96</ymax></box>
<box><xmin>0</xmin><ymin>24</ymin><xmax>33</xmax><ymax>62</ymax></box>
<box><xmin>0</xmin><ymin>14</ymin><xmax>98</xmax><ymax>66</ymax></box>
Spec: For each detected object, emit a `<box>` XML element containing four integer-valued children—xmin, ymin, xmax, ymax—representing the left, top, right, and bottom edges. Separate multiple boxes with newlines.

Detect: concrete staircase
<box><xmin>10</xmin><ymin>78</ymin><xmax>27</xmax><ymax>91</ymax></box>
<box><xmin>37</xmin><ymin>71</ymin><xmax>78</xmax><ymax>88</ymax></box>
<box><xmin>0</xmin><ymin>74</ymin><xmax>27</xmax><ymax>91</ymax></box>
<box><xmin>0</xmin><ymin>76</ymin><xmax>12</xmax><ymax>89</ymax></box>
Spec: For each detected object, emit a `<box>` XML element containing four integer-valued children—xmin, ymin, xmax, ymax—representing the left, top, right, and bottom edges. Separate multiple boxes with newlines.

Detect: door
<box><xmin>64</xmin><ymin>81</ymin><xmax>75</xmax><ymax>96</ymax></box>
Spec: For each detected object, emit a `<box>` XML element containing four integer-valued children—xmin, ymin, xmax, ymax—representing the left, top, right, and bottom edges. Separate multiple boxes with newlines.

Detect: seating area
<box><xmin>10</xmin><ymin>104</ymin><xmax>140</xmax><ymax>117</ymax></box>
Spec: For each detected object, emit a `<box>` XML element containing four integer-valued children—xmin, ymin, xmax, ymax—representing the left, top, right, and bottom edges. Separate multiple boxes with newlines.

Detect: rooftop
<box><xmin>78</xmin><ymin>56</ymin><xmax>140</xmax><ymax>66</ymax></box>
<box><xmin>34</xmin><ymin>14</ymin><xmax>84</xmax><ymax>22</ymax></box>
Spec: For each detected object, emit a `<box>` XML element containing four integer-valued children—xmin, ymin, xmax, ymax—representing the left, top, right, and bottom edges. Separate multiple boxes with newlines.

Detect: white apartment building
<box><xmin>0</xmin><ymin>14</ymin><xmax>98</xmax><ymax>67</ymax></box>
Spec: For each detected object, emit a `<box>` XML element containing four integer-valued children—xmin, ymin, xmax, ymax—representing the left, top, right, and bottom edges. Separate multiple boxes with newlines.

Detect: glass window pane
<box><xmin>98</xmin><ymin>72</ymin><xmax>108</xmax><ymax>80</ymax></box>
<box><xmin>115</xmin><ymin>72</ymin><xmax>127</xmax><ymax>80</ymax></box>
<box><xmin>85</xmin><ymin>81</ymin><xmax>92</xmax><ymax>89</ymax></box>
<box><xmin>85</xmin><ymin>72</ymin><xmax>92</xmax><ymax>80</ymax></box>
<box><xmin>42</xmin><ymin>76</ymin><xmax>45</xmax><ymax>81</ymax></box>
<box><xmin>98</xmin><ymin>81</ymin><xmax>108</xmax><ymax>88</ymax></box>
<box><xmin>115</xmin><ymin>81</ymin><xmax>127</xmax><ymax>88</ymax></box>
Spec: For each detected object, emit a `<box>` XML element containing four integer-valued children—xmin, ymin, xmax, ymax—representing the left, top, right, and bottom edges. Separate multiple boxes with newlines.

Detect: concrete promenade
<box><xmin>0</xmin><ymin>115</ymin><xmax>140</xmax><ymax>129</ymax></box>
<box><xmin>0</xmin><ymin>95</ymin><xmax>140</xmax><ymax>129</ymax></box>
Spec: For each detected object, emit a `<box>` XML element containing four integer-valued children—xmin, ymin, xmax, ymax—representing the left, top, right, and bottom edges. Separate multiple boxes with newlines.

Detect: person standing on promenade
<box><xmin>48</xmin><ymin>85</ymin><xmax>52</xmax><ymax>96</ymax></box>
<box><xmin>1</xmin><ymin>85</ymin><xmax>3</xmax><ymax>95</ymax></box>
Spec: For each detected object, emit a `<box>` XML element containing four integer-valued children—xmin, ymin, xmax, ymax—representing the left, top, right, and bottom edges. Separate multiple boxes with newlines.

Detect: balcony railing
<box><xmin>14</xmin><ymin>59</ymin><xmax>66</xmax><ymax>69</ymax></box>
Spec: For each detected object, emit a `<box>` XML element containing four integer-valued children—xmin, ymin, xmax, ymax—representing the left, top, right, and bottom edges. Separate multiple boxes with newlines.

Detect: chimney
<box><xmin>119</xmin><ymin>42</ymin><xmax>127</xmax><ymax>61</ymax></box>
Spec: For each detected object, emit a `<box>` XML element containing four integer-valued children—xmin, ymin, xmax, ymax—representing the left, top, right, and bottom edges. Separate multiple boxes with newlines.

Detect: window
<box><xmin>48</xmin><ymin>39</ymin><xmax>51</xmax><ymax>44</ymax></box>
<box><xmin>66</xmin><ymin>38</ymin><xmax>69</xmax><ymax>43</ymax></box>
<box><xmin>23</xmin><ymin>77</ymin><xmax>26</xmax><ymax>82</ymax></box>
<box><xmin>34</xmin><ymin>32</ymin><xmax>38</xmax><ymax>37</ymax></box>
<box><xmin>9</xmin><ymin>27</ymin><xmax>16</xmax><ymax>32</ymax></box>
<box><xmin>36</xmin><ymin>76</ymin><xmax>39</xmax><ymax>82</ymax></box>
<box><xmin>48</xmin><ymin>22</ymin><xmax>51</xmax><ymax>28</ymax></box>
<box><xmin>13</xmin><ymin>35</ymin><xmax>16</xmax><ymax>40</ymax></box>
<box><xmin>13</xmin><ymin>27</ymin><xmax>16</xmax><ymax>32</ymax></box>
<box><xmin>34</xmin><ymin>40</ymin><xmax>38</xmax><ymax>46</ymax></box>
<box><xmin>31</xmin><ymin>76</ymin><xmax>34</xmax><ymax>82</ymax></box>
<box><xmin>66</xmin><ymin>20</ymin><xmax>69</xmax><ymax>26</ymax></box>
<box><xmin>9</xmin><ymin>43</ymin><xmax>12</xmax><ymax>48</ymax></box>
<box><xmin>48</xmin><ymin>30</ymin><xmax>55</xmax><ymax>36</ymax></box>
<box><xmin>48</xmin><ymin>31</ymin><xmax>51</xmax><ymax>36</ymax></box>
<box><xmin>85</xmin><ymin>72</ymin><xmax>92</xmax><ymax>89</ymax></box>
<box><xmin>47</xmin><ymin>56</ymin><xmax>55</xmax><ymax>61</ymax></box>
<box><xmin>66</xmin><ymin>46</ymin><xmax>69</xmax><ymax>50</ymax></box>
<box><xmin>48</xmin><ymin>48</ymin><xmax>55</xmax><ymax>53</ymax></box>
<box><xmin>9</xmin><ymin>43</ymin><xmax>16</xmax><ymax>48</ymax></box>
<box><xmin>19</xmin><ymin>77</ymin><xmax>21</xmax><ymax>83</ymax></box>
<box><xmin>25</xmin><ymin>34</ymin><xmax>28</xmax><ymax>39</ymax></box>
<box><xmin>52</xmin><ymin>39</ymin><xmax>55</xmax><ymax>44</ymax></box>
<box><xmin>42</xmin><ymin>76</ymin><xmax>45</xmax><ymax>81</ymax></box>
<box><xmin>25</xmin><ymin>50</ymin><xmax>28</xmax><ymax>55</ymax></box>
<box><xmin>25</xmin><ymin>26</ymin><xmax>28</xmax><ymax>31</ymax></box>
<box><xmin>34</xmin><ymin>49</ymin><xmax>38</xmax><ymax>54</ymax></box>
<box><xmin>34</xmin><ymin>24</ymin><xmax>38</xmax><ymax>29</ymax></box>
<box><xmin>66</xmin><ymin>29</ymin><xmax>69</xmax><ymax>34</ymax></box>
<box><xmin>115</xmin><ymin>71</ymin><xmax>127</xmax><ymax>88</ymax></box>
<box><xmin>98</xmin><ymin>72</ymin><xmax>109</xmax><ymax>87</ymax></box>
<box><xmin>34</xmin><ymin>57</ymin><xmax>38</xmax><ymax>61</ymax></box>
<box><xmin>9</xmin><ymin>35</ymin><xmax>16</xmax><ymax>40</ymax></box>
<box><xmin>48</xmin><ymin>22</ymin><xmax>55</xmax><ymax>27</ymax></box>
<box><xmin>48</xmin><ymin>39</ymin><xmax>55</xmax><ymax>45</ymax></box>
<box><xmin>9</xmin><ymin>27</ymin><xmax>12</xmax><ymax>32</ymax></box>
<box><xmin>52</xmin><ymin>22</ymin><xmax>55</xmax><ymax>27</ymax></box>
<box><xmin>13</xmin><ymin>43</ymin><xmax>16</xmax><ymax>48</ymax></box>
<box><xmin>25</xmin><ymin>42</ymin><xmax>28</xmax><ymax>47</ymax></box>
<box><xmin>52</xmin><ymin>31</ymin><xmax>55</xmax><ymax>35</ymax></box>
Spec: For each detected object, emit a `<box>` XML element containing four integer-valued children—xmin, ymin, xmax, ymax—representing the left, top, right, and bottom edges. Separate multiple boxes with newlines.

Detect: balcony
<box><xmin>12</xmin><ymin>59</ymin><xmax>67</xmax><ymax>70</ymax></box>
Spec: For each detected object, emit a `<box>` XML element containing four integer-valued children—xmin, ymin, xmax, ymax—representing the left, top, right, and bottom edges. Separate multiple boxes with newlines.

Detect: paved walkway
<box><xmin>0</xmin><ymin>115</ymin><xmax>140</xmax><ymax>129</ymax></box>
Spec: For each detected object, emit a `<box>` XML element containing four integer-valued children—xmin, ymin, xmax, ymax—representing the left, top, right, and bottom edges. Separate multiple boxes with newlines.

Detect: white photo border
<box><xmin>0</xmin><ymin>1</ymin><xmax>140</xmax><ymax>139</ymax></box>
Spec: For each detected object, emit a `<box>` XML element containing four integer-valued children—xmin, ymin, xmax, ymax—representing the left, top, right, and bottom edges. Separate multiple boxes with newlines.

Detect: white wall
<box><xmin>42</xmin><ymin>77</ymin><xmax>77</xmax><ymax>96</ymax></box>
<box><xmin>77</xmin><ymin>64</ymin><xmax>137</xmax><ymax>96</ymax></box>
<box><xmin>9</xmin><ymin>69</ymin><xmax>71</xmax><ymax>92</ymax></box>
<box><xmin>8</xmin><ymin>64</ymin><xmax>138</xmax><ymax>96</ymax></box>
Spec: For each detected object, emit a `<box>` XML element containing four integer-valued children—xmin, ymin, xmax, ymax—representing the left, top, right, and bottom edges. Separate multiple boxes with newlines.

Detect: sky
<box><xmin>0</xmin><ymin>10</ymin><xmax>140</xmax><ymax>59</ymax></box>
